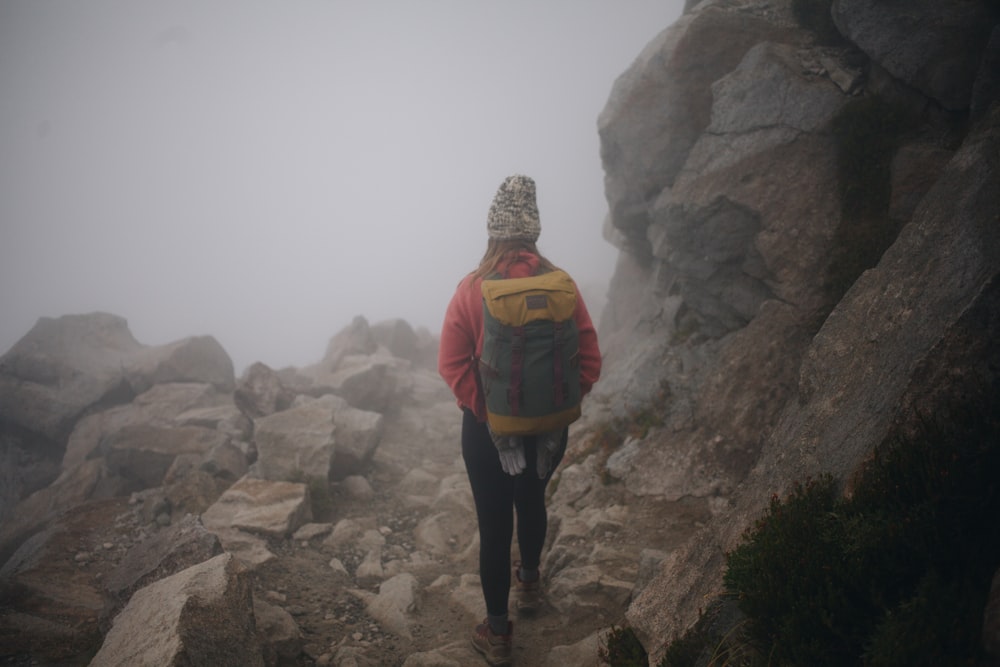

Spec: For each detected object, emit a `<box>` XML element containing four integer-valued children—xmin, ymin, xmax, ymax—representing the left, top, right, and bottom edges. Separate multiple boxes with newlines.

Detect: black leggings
<box><xmin>461</xmin><ymin>409</ymin><xmax>567</xmax><ymax>617</ymax></box>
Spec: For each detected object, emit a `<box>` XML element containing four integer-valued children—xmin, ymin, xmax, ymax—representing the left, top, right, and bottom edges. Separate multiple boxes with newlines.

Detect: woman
<box><xmin>438</xmin><ymin>174</ymin><xmax>602</xmax><ymax>665</ymax></box>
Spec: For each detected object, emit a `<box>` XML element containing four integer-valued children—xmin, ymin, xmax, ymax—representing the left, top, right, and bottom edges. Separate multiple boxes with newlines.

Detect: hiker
<box><xmin>438</xmin><ymin>174</ymin><xmax>602</xmax><ymax>665</ymax></box>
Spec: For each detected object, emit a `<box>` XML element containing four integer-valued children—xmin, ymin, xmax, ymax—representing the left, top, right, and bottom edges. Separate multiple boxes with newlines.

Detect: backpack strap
<box><xmin>552</xmin><ymin>321</ymin><xmax>564</xmax><ymax>408</ymax></box>
<box><xmin>507</xmin><ymin>325</ymin><xmax>525</xmax><ymax>416</ymax></box>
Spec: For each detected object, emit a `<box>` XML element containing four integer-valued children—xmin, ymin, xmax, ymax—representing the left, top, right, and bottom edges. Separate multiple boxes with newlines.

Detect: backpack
<box><xmin>478</xmin><ymin>269</ymin><xmax>582</xmax><ymax>436</ymax></box>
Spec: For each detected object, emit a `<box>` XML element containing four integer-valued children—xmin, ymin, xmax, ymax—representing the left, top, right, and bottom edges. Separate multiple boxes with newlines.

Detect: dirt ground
<box><xmin>260</xmin><ymin>410</ymin><xmax>603</xmax><ymax>667</ymax></box>
<box><xmin>251</xmin><ymin>399</ymin><xmax>707</xmax><ymax>667</ymax></box>
<box><xmin>42</xmin><ymin>395</ymin><xmax>704</xmax><ymax>666</ymax></box>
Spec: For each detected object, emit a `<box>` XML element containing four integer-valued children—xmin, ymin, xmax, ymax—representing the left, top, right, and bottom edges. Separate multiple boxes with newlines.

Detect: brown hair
<box><xmin>470</xmin><ymin>238</ymin><xmax>558</xmax><ymax>280</ymax></box>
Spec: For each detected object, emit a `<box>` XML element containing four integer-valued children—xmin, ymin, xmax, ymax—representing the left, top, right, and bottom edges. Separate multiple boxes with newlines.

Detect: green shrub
<box><xmin>659</xmin><ymin>602</ymin><xmax>751</xmax><ymax>667</ymax></box>
<box><xmin>720</xmin><ymin>396</ymin><xmax>1000</xmax><ymax>666</ymax></box>
<box><xmin>724</xmin><ymin>477</ymin><xmax>867</xmax><ymax>666</ymax></box>
<box><xmin>600</xmin><ymin>625</ymin><xmax>649</xmax><ymax>666</ymax></box>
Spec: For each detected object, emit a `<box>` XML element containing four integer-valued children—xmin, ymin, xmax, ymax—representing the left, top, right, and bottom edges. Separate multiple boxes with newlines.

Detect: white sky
<box><xmin>0</xmin><ymin>1</ymin><xmax>682</xmax><ymax>373</ymax></box>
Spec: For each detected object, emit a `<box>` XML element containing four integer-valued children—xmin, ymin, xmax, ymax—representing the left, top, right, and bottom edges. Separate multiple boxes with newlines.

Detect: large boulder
<box><xmin>233</xmin><ymin>362</ymin><xmax>294</xmax><ymax>419</ymax></box>
<box><xmin>101</xmin><ymin>514</ymin><xmax>222</xmax><ymax>625</ymax></box>
<box><xmin>63</xmin><ymin>382</ymin><xmax>228</xmax><ymax>471</ymax></box>
<box><xmin>597</xmin><ymin>3</ymin><xmax>803</xmax><ymax>254</ymax></box>
<box><xmin>832</xmin><ymin>0</ymin><xmax>998</xmax><ymax>110</ymax></box>
<box><xmin>253</xmin><ymin>394</ymin><xmax>383</xmax><ymax>483</ymax></box>
<box><xmin>0</xmin><ymin>313</ymin><xmax>140</xmax><ymax>446</ymax></box>
<box><xmin>318</xmin><ymin>315</ymin><xmax>378</xmax><ymax>373</ymax></box>
<box><xmin>201</xmin><ymin>476</ymin><xmax>312</xmax><ymax>539</ymax></box>
<box><xmin>252</xmin><ymin>396</ymin><xmax>336</xmax><ymax>483</ymax></box>
<box><xmin>125</xmin><ymin>335</ymin><xmax>235</xmax><ymax>395</ymax></box>
<box><xmin>101</xmin><ymin>423</ymin><xmax>232</xmax><ymax>492</ymax></box>
<box><xmin>370</xmin><ymin>318</ymin><xmax>419</xmax><ymax>363</ymax></box>
<box><xmin>89</xmin><ymin>553</ymin><xmax>264</xmax><ymax>667</ymax></box>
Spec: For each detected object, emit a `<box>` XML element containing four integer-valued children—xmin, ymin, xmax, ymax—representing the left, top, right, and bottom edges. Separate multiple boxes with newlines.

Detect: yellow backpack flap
<box><xmin>481</xmin><ymin>269</ymin><xmax>577</xmax><ymax>326</ymax></box>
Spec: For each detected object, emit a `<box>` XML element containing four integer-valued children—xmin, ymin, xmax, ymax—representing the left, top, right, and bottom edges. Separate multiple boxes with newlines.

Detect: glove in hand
<box><xmin>488</xmin><ymin>424</ymin><xmax>526</xmax><ymax>476</ymax></box>
<box><xmin>535</xmin><ymin>430</ymin><xmax>562</xmax><ymax>479</ymax></box>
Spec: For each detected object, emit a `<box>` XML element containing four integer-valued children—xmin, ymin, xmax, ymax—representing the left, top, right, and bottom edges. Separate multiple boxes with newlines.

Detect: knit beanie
<box><xmin>487</xmin><ymin>174</ymin><xmax>541</xmax><ymax>242</ymax></box>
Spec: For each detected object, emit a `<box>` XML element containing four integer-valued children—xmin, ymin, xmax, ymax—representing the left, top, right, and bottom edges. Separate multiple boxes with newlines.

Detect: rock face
<box><xmin>594</xmin><ymin>0</ymin><xmax>1000</xmax><ymax>661</ymax></box>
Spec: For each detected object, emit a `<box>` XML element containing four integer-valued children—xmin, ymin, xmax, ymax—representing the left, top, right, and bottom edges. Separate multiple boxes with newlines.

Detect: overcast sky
<box><xmin>0</xmin><ymin>1</ymin><xmax>682</xmax><ymax>373</ymax></box>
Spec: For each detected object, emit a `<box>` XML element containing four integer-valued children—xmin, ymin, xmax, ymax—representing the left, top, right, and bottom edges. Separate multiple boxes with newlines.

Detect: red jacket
<box><xmin>438</xmin><ymin>251</ymin><xmax>602</xmax><ymax>421</ymax></box>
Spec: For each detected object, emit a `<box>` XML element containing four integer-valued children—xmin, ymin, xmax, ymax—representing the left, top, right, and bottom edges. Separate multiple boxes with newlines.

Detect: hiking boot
<box><xmin>472</xmin><ymin>619</ymin><xmax>513</xmax><ymax>666</ymax></box>
<box><xmin>514</xmin><ymin>563</ymin><xmax>542</xmax><ymax>615</ymax></box>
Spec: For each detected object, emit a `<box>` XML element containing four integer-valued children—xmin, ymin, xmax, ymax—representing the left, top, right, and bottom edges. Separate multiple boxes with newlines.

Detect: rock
<box><xmin>252</xmin><ymin>395</ymin><xmax>338</xmax><ymax>482</ymax></box>
<box><xmin>322</xmin><ymin>353</ymin><xmax>410</xmax><ymax>414</ymax></box>
<box><xmin>89</xmin><ymin>553</ymin><xmax>264</xmax><ymax>666</ymax></box>
<box><xmin>196</xmin><ymin>437</ymin><xmax>250</xmax><ymax>484</ymax></box>
<box><xmin>328</xmin><ymin>399</ymin><xmax>384</xmax><ymax>480</ymax></box>
<box><xmin>832</xmin><ymin>0</ymin><xmax>996</xmax><ymax>110</ymax></box>
<box><xmin>63</xmin><ymin>382</ymin><xmax>227</xmax><ymax>472</ymax></box>
<box><xmin>548</xmin><ymin>565</ymin><xmax>634</xmax><ymax>617</ymax></box>
<box><xmin>102</xmin><ymin>514</ymin><xmax>222</xmax><ymax>618</ymax></box>
<box><xmin>341</xmin><ymin>475</ymin><xmax>375</xmax><ymax>500</ymax></box>
<box><xmin>292</xmin><ymin>522</ymin><xmax>334</xmax><ymax>541</ymax></box>
<box><xmin>234</xmin><ymin>361</ymin><xmax>294</xmax><ymax>418</ymax></box>
<box><xmin>398</xmin><ymin>468</ymin><xmax>439</xmax><ymax>497</ymax></box>
<box><xmin>174</xmin><ymin>401</ymin><xmax>252</xmax><ymax>442</ymax></box>
<box><xmin>443</xmin><ymin>573</ymin><xmax>486</xmax><ymax>619</ymax></box>
<box><xmin>548</xmin><ymin>629</ymin><xmax>604</xmax><ymax>666</ymax></box>
<box><xmin>354</xmin><ymin>572</ymin><xmax>419</xmax><ymax>639</ymax></box>
<box><xmin>413</xmin><ymin>511</ymin><xmax>476</xmax><ymax>557</ymax></box>
<box><xmin>634</xmin><ymin>549</ymin><xmax>670</xmax><ymax>599</ymax></box>
<box><xmin>888</xmin><ymin>142</ymin><xmax>954</xmax><ymax>223</ymax></box>
<box><xmin>253</xmin><ymin>595</ymin><xmax>303</xmax><ymax>664</ymax></box>
<box><xmin>126</xmin><ymin>334</ymin><xmax>235</xmax><ymax>395</ymax></box>
<box><xmin>598</xmin><ymin>3</ymin><xmax>802</xmax><ymax>254</ymax></box>
<box><xmin>253</xmin><ymin>394</ymin><xmax>383</xmax><ymax>483</ymax></box>
<box><xmin>318</xmin><ymin>315</ymin><xmax>378</xmax><ymax>373</ymax></box>
<box><xmin>370</xmin><ymin>318</ymin><xmax>419</xmax><ymax>363</ymax></box>
<box><xmin>551</xmin><ymin>461</ymin><xmax>595</xmax><ymax>508</ymax></box>
<box><xmin>202</xmin><ymin>476</ymin><xmax>312</xmax><ymax>539</ymax></box>
<box><xmin>102</xmin><ymin>423</ymin><xmax>231</xmax><ymax>491</ymax></box>
<box><xmin>212</xmin><ymin>528</ymin><xmax>276</xmax><ymax>569</ymax></box>
<box><xmin>323</xmin><ymin>517</ymin><xmax>376</xmax><ymax>549</ymax></box>
<box><xmin>353</xmin><ymin>529</ymin><xmax>387</xmax><ymax>583</ymax></box>
<box><xmin>0</xmin><ymin>313</ymin><xmax>140</xmax><ymax>446</ymax></box>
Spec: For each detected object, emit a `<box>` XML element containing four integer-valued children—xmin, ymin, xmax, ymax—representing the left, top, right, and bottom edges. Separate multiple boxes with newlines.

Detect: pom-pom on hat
<box><xmin>487</xmin><ymin>174</ymin><xmax>541</xmax><ymax>242</ymax></box>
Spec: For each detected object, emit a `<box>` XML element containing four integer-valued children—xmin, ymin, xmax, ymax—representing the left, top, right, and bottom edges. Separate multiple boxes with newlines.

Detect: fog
<box><xmin>0</xmin><ymin>1</ymin><xmax>682</xmax><ymax>373</ymax></box>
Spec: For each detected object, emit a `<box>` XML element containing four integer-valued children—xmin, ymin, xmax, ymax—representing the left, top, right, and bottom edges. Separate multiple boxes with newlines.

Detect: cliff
<box><xmin>591</xmin><ymin>0</ymin><xmax>999</xmax><ymax>660</ymax></box>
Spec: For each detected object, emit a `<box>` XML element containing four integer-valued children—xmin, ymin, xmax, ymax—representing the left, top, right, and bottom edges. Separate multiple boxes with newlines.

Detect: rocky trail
<box><xmin>0</xmin><ymin>312</ymin><xmax>704</xmax><ymax>666</ymax></box>
<box><xmin>242</xmin><ymin>374</ymin><xmax>710</xmax><ymax>666</ymax></box>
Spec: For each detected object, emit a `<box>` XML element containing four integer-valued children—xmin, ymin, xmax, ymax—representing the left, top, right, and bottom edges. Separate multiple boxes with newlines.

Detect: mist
<box><xmin>0</xmin><ymin>1</ymin><xmax>682</xmax><ymax>374</ymax></box>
